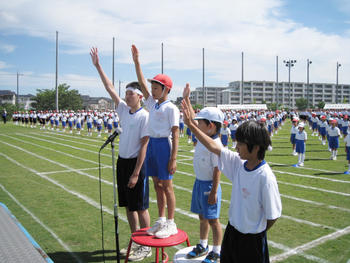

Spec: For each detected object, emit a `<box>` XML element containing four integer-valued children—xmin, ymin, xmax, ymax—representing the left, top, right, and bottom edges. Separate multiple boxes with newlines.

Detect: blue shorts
<box><xmin>62</xmin><ymin>121</ymin><xmax>66</xmax><ymax>127</ymax></box>
<box><xmin>55</xmin><ymin>120</ymin><xmax>59</xmax><ymax>126</ymax></box>
<box><xmin>50</xmin><ymin>119</ymin><xmax>54</xmax><ymax>124</ymax></box>
<box><xmin>146</xmin><ymin>137</ymin><xmax>172</xmax><ymax>180</ymax></box>
<box><xmin>230</xmin><ymin>130</ymin><xmax>236</xmax><ymax>140</ymax></box>
<box><xmin>274</xmin><ymin>122</ymin><xmax>278</xmax><ymax>129</ymax></box>
<box><xmin>268</xmin><ymin>125</ymin><xmax>272</xmax><ymax>133</ymax></box>
<box><xmin>192</xmin><ymin>134</ymin><xmax>197</xmax><ymax>143</ymax></box>
<box><xmin>68</xmin><ymin>121</ymin><xmax>73</xmax><ymax>128</ymax></box>
<box><xmin>186</xmin><ymin>127</ymin><xmax>191</xmax><ymax>136</ymax></box>
<box><xmin>107</xmin><ymin>124</ymin><xmax>113</xmax><ymax>130</ymax></box>
<box><xmin>179</xmin><ymin>122</ymin><xmax>184</xmax><ymax>131</ymax></box>
<box><xmin>320</xmin><ymin>127</ymin><xmax>326</xmax><ymax>136</ymax></box>
<box><xmin>329</xmin><ymin>136</ymin><xmax>339</xmax><ymax>149</ymax></box>
<box><xmin>97</xmin><ymin>125</ymin><xmax>102</xmax><ymax>131</ymax></box>
<box><xmin>87</xmin><ymin>123</ymin><xmax>92</xmax><ymax>129</ymax></box>
<box><xmin>343</xmin><ymin>127</ymin><xmax>348</xmax><ymax>135</ymax></box>
<box><xmin>312</xmin><ymin>122</ymin><xmax>317</xmax><ymax>129</ymax></box>
<box><xmin>290</xmin><ymin>134</ymin><xmax>296</xmax><ymax>144</ymax></box>
<box><xmin>76</xmin><ymin>123</ymin><xmax>81</xmax><ymax>129</ymax></box>
<box><xmin>347</xmin><ymin>147</ymin><xmax>350</xmax><ymax>161</ymax></box>
<box><xmin>104</xmin><ymin>121</ymin><xmax>107</xmax><ymax>128</ymax></box>
<box><xmin>191</xmin><ymin>179</ymin><xmax>221</xmax><ymax>219</ymax></box>
<box><xmin>295</xmin><ymin>139</ymin><xmax>305</xmax><ymax>153</ymax></box>
<box><xmin>113</xmin><ymin>122</ymin><xmax>118</xmax><ymax>128</ymax></box>
<box><xmin>221</xmin><ymin>134</ymin><xmax>228</xmax><ymax>146</ymax></box>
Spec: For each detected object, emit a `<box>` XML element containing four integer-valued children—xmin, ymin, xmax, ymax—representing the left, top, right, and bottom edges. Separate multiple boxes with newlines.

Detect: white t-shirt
<box><xmin>193</xmin><ymin>137</ymin><xmax>223</xmax><ymax>181</ymax></box>
<box><xmin>344</xmin><ymin>134</ymin><xmax>350</xmax><ymax>146</ymax></box>
<box><xmin>328</xmin><ymin>126</ymin><xmax>340</xmax><ymax>137</ymax></box>
<box><xmin>295</xmin><ymin>130</ymin><xmax>307</xmax><ymax>141</ymax></box>
<box><xmin>220</xmin><ymin>127</ymin><xmax>231</xmax><ymax>136</ymax></box>
<box><xmin>116</xmin><ymin>100</ymin><xmax>149</xmax><ymax>159</ymax></box>
<box><xmin>290</xmin><ymin>126</ymin><xmax>298</xmax><ymax>135</ymax></box>
<box><xmin>218</xmin><ymin>149</ymin><xmax>282</xmax><ymax>234</ymax></box>
<box><xmin>145</xmin><ymin>96</ymin><xmax>179</xmax><ymax>138</ymax></box>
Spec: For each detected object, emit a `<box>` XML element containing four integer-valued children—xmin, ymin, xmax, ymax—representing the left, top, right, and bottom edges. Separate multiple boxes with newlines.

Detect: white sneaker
<box><xmin>330</xmin><ymin>156</ymin><xmax>334</xmax><ymax>160</ymax></box>
<box><xmin>128</xmin><ymin>246</ymin><xmax>152</xmax><ymax>261</ymax></box>
<box><xmin>155</xmin><ymin>221</ymin><xmax>178</xmax><ymax>239</ymax></box>
<box><xmin>190</xmin><ymin>149</ymin><xmax>195</xmax><ymax>153</ymax></box>
<box><xmin>293</xmin><ymin>152</ymin><xmax>298</xmax><ymax>156</ymax></box>
<box><xmin>333</xmin><ymin>156</ymin><xmax>337</xmax><ymax>160</ymax></box>
<box><xmin>299</xmin><ymin>162</ymin><xmax>304</xmax><ymax>167</ymax></box>
<box><xmin>147</xmin><ymin>220</ymin><xmax>165</xmax><ymax>236</ymax></box>
<box><xmin>120</xmin><ymin>242</ymin><xmax>139</xmax><ymax>256</ymax></box>
<box><xmin>268</xmin><ymin>145</ymin><xmax>273</xmax><ymax>151</ymax></box>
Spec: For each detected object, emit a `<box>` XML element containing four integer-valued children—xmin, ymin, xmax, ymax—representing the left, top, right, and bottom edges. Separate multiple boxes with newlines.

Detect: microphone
<box><xmin>100</xmin><ymin>127</ymin><xmax>122</xmax><ymax>150</ymax></box>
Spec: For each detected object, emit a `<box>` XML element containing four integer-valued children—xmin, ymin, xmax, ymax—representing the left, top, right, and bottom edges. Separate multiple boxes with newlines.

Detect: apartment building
<box><xmin>189</xmin><ymin>81</ymin><xmax>350</xmax><ymax>108</ymax></box>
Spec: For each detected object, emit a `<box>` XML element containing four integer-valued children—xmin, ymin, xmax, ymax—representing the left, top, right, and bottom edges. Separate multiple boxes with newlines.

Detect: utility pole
<box><xmin>161</xmin><ymin>43</ymin><xmax>164</xmax><ymax>74</ymax></box>
<box><xmin>241</xmin><ymin>52</ymin><xmax>244</xmax><ymax>105</ymax></box>
<box><xmin>112</xmin><ymin>37</ymin><xmax>115</xmax><ymax>109</ymax></box>
<box><xmin>336</xmin><ymin>62</ymin><xmax>341</xmax><ymax>104</ymax></box>
<box><xmin>16</xmin><ymin>72</ymin><xmax>24</xmax><ymax>108</ymax></box>
<box><xmin>55</xmin><ymin>31</ymin><xmax>59</xmax><ymax>112</ymax></box>
<box><xmin>202</xmin><ymin>48</ymin><xmax>205</xmax><ymax>107</ymax></box>
<box><xmin>306</xmin><ymin>59</ymin><xmax>312</xmax><ymax>108</ymax></box>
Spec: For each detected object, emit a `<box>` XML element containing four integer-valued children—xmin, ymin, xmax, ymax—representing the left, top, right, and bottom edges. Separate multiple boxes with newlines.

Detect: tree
<box><xmin>317</xmin><ymin>101</ymin><xmax>325</xmax><ymax>109</ymax></box>
<box><xmin>295</xmin><ymin>98</ymin><xmax>308</xmax><ymax>110</ymax></box>
<box><xmin>32</xmin><ymin>83</ymin><xmax>82</xmax><ymax>111</ymax></box>
<box><xmin>0</xmin><ymin>103</ymin><xmax>25</xmax><ymax>120</ymax></box>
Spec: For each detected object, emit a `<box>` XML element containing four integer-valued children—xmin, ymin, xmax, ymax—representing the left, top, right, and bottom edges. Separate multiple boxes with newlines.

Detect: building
<box><xmin>18</xmin><ymin>94</ymin><xmax>35</xmax><ymax>110</ymax></box>
<box><xmin>81</xmin><ymin>95</ymin><xmax>113</xmax><ymax>111</ymax></box>
<box><xmin>189</xmin><ymin>81</ymin><xmax>350</xmax><ymax>108</ymax></box>
<box><xmin>0</xmin><ymin>90</ymin><xmax>16</xmax><ymax>105</ymax></box>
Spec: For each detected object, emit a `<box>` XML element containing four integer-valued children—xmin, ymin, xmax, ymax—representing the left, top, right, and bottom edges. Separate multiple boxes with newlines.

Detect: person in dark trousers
<box><xmin>2</xmin><ymin>110</ymin><xmax>7</xmax><ymax>124</ymax></box>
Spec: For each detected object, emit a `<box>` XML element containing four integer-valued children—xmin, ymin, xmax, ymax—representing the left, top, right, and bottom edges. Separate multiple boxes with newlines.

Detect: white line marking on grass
<box><xmin>279</xmin><ymin>181</ymin><xmax>350</xmax><ymax>197</ymax></box>
<box><xmin>13</xmin><ymin>133</ymin><xmax>111</xmax><ymax>158</ymax></box>
<box><xmin>0</xmin><ymin>183</ymin><xmax>83</xmax><ymax>263</ymax></box>
<box><xmin>2</xmin><ymin>134</ymin><xmax>112</xmax><ymax>168</ymax></box>
<box><xmin>273</xmin><ymin>169</ymin><xmax>350</xmax><ymax>184</ymax></box>
<box><xmin>0</xmin><ymin>139</ymin><xmax>112</xmax><ymax>186</ymax></box>
<box><xmin>38</xmin><ymin>166</ymin><xmax>111</xmax><ymax>176</ymax></box>
<box><xmin>268</xmin><ymin>162</ymin><xmax>345</xmax><ymax>175</ymax></box>
<box><xmin>271</xmin><ymin>225</ymin><xmax>350</xmax><ymax>262</ymax></box>
<box><xmin>42</xmin><ymin>131</ymin><xmax>103</xmax><ymax>143</ymax></box>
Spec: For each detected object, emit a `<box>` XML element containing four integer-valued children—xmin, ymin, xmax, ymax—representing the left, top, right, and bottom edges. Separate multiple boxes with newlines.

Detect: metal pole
<box><xmin>118</xmin><ymin>80</ymin><xmax>121</xmax><ymax>97</ymax></box>
<box><xmin>55</xmin><ymin>31</ymin><xmax>58</xmax><ymax>112</ymax></box>
<box><xmin>307</xmin><ymin>59</ymin><xmax>311</xmax><ymax>109</ymax></box>
<box><xmin>161</xmin><ymin>43</ymin><xmax>164</xmax><ymax>74</ymax></box>
<box><xmin>16</xmin><ymin>71</ymin><xmax>19</xmax><ymax>107</ymax></box>
<box><xmin>276</xmin><ymin>56</ymin><xmax>278</xmax><ymax>106</ymax></box>
<box><xmin>336</xmin><ymin>62</ymin><xmax>341</xmax><ymax>104</ymax></box>
<box><xmin>202</xmin><ymin>48</ymin><xmax>205</xmax><ymax>107</ymax></box>
<box><xmin>241</xmin><ymin>52</ymin><xmax>244</xmax><ymax>105</ymax></box>
<box><xmin>288</xmin><ymin>61</ymin><xmax>291</xmax><ymax>108</ymax></box>
<box><xmin>111</xmin><ymin>141</ymin><xmax>120</xmax><ymax>263</ymax></box>
<box><xmin>112</xmin><ymin>37</ymin><xmax>115</xmax><ymax>109</ymax></box>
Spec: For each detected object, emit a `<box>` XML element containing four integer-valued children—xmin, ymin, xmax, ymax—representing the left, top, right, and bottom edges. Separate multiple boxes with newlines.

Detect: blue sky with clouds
<box><xmin>0</xmin><ymin>0</ymin><xmax>350</xmax><ymax>101</ymax></box>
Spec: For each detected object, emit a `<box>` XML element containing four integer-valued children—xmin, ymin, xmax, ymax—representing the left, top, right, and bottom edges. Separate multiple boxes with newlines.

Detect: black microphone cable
<box><xmin>98</xmin><ymin>148</ymin><xmax>106</xmax><ymax>263</ymax></box>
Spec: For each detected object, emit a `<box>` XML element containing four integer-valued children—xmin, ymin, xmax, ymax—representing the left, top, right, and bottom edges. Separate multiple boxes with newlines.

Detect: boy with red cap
<box><xmin>132</xmin><ymin>45</ymin><xmax>180</xmax><ymax>239</ymax></box>
<box><xmin>220</xmin><ymin>120</ymin><xmax>231</xmax><ymax>148</ymax></box>
<box><xmin>328</xmin><ymin>119</ymin><xmax>341</xmax><ymax>160</ymax></box>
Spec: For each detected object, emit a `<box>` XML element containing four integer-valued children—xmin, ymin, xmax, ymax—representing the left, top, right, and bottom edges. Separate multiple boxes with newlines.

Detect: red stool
<box><xmin>124</xmin><ymin>228</ymin><xmax>190</xmax><ymax>263</ymax></box>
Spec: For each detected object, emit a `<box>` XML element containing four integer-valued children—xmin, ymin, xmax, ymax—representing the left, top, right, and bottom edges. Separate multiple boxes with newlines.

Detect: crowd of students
<box><xmin>8</xmin><ymin>44</ymin><xmax>348</xmax><ymax>262</ymax></box>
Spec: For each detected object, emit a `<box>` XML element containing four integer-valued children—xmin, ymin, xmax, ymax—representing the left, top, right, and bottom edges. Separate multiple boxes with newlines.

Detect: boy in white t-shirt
<box><xmin>183</xmin><ymin>85</ymin><xmax>223</xmax><ymax>262</ymax></box>
<box><xmin>182</xmin><ymin>97</ymin><xmax>282</xmax><ymax>263</ymax></box>
<box><xmin>91</xmin><ymin>47</ymin><xmax>151</xmax><ymax>261</ymax></box>
<box><xmin>344</xmin><ymin>123</ymin><xmax>350</xmax><ymax>174</ymax></box>
<box><xmin>132</xmin><ymin>45</ymin><xmax>180</xmax><ymax>239</ymax></box>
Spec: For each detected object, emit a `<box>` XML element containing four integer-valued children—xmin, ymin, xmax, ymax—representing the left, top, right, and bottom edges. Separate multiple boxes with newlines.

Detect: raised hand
<box><xmin>90</xmin><ymin>47</ymin><xmax>99</xmax><ymax>67</ymax></box>
<box><xmin>131</xmin><ymin>44</ymin><xmax>139</xmax><ymax>63</ymax></box>
<box><xmin>183</xmin><ymin>83</ymin><xmax>190</xmax><ymax>99</ymax></box>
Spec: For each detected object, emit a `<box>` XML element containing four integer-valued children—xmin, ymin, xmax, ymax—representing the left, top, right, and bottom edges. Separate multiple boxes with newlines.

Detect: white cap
<box><xmin>194</xmin><ymin>107</ymin><xmax>224</xmax><ymax>123</ymax></box>
<box><xmin>298</xmin><ymin>122</ymin><xmax>305</xmax><ymax>128</ymax></box>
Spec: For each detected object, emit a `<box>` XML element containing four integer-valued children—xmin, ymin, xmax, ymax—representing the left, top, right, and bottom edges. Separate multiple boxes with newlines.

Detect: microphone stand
<box><xmin>111</xmin><ymin>140</ymin><xmax>120</xmax><ymax>263</ymax></box>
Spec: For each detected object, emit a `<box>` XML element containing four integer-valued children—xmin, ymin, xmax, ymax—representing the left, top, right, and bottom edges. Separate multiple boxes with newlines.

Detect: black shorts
<box><xmin>221</xmin><ymin>222</ymin><xmax>269</xmax><ymax>263</ymax></box>
<box><xmin>116</xmin><ymin>156</ymin><xmax>149</xmax><ymax>212</ymax></box>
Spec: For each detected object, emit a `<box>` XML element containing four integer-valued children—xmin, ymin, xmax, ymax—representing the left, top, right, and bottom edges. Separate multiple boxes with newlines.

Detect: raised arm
<box><xmin>90</xmin><ymin>47</ymin><xmax>121</xmax><ymax>106</ymax></box>
<box><xmin>131</xmin><ymin>45</ymin><xmax>150</xmax><ymax>100</ymax></box>
<box><xmin>183</xmin><ymin>83</ymin><xmax>197</xmax><ymax>122</ymax></box>
<box><xmin>182</xmin><ymin>99</ymin><xmax>221</xmax><ymax>156</ymax></box>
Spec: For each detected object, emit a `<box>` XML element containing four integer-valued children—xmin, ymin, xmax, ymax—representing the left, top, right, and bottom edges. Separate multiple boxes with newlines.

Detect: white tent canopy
<box><xmin>324</xmin><ymin>104</ymin><xmax>350</xmax><ymax>110</ymax></box>
<box><xmin>217</xmin><ymin>104</ymin><xmax>268</xmax><ymax>110</ymax></box>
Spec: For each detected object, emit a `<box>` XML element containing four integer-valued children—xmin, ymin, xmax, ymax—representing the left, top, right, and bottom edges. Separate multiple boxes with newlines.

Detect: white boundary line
<box><xmin>0</xmin><ymin>183</ymin><xmax>83</xmax><ymax>263</ymax></box>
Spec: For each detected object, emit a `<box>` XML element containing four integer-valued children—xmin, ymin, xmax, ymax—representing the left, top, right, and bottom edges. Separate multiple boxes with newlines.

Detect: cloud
<box><xmin>0</xmin><ymin>42</ymin><xmax>16</xmax><ymax>53</ymax></box>
<box><xmin>0</xmin><ymin>0</ymin><xmax>350</xmax><ymax>101</ymax></box>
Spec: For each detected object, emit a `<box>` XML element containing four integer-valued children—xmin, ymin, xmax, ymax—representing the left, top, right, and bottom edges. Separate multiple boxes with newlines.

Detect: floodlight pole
<box><xmin>241</xmin><ymin>52</ymin><xmax>244</xmax><ymax>105</ymax></box>
<box><xmin>161</xmin><ymin>43</ymin><xmax>164</xmax><ymax>74</ymax></box>
<box><xmin>276</xmin><ymin>56</ymin><xmax>279</xmax><ymax>106</ymax></box>
<box><xmin>202</xmin><ymin>47</ymin><xmax>205</xmax><ymax>107</ymax></box>
<box><xmin>336</xmin><ymin>62</ymin><xmax>341</xmax><ymax>104</ymax></box>
<box><xmin>55</xmin><ymin>31</ymin><xmax>59</xmax><ymax>112</ymax></box>
<box><xmin>284</xmin><ymin>59</ymin><xmax>296</xmax><ymax>109</ymax></box>
<box><xmin>306</xmin><ymin>59</ymin><xmax>312</xmax><ymax>108</ymax></box>
<box><xmin>112</xmin><ymin>37</ymin><xmax>115</xmax><ymax>110</ymax></box>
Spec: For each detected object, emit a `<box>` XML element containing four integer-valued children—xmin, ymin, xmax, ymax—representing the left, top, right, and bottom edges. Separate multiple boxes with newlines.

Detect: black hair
<box><xmin>235</xmin><ymin>120</ymin><xmax>271</xmax><ymax>160</ymax></box>
<box><xmin>126</xmin><ymin>81</ymin><xmax>142</xmax><ymax>92</ymax></box>
<box><xmin>202</xmin><ymin>119</ymin><xmax>222</xmax><ymax>136</ymax></box>
<box><xmin>151</xmin><ymin>81</ymin><xmax>170</xmax><ymax>94</ymax></box>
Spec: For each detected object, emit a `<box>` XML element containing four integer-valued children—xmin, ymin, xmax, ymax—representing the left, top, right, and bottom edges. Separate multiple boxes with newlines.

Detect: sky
<box><xmin>1</xmin><ymin>0</ymin><xmax>350</xmax><ymax>101</ymax></box>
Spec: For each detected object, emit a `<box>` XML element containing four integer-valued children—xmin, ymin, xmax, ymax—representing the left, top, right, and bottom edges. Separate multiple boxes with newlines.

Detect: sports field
<box><xmin>0</xmin><ymin>121</ymin><xmax>350</xmax><ymax>263</ymax></box>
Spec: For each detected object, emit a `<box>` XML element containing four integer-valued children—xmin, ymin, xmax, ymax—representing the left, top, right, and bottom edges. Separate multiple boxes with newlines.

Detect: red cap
<box><xmin>148</xmin><ymin>74</ymin><xmax>173</xmax><ymax>89</ymax></box>
<box><xmin>321</xmin><ymin>115</ymin><xmax>326</xmax><ymax>119</ymax></box>
<box><xmin>331</xmin><ymin>119</ymin><xmax>337</xmax><ymax>124</ymax></box>
<box><xmin>260</xmin><ymin>117</ymin><xmax>266</xmax><ymax>122</ymax></box>
<box><xmin>224</xmin><ymin>120</ymin><xmax>229</xmax><ymax>125</ymax></box>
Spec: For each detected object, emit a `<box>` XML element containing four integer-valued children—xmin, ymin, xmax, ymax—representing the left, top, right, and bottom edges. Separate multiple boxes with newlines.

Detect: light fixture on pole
<box><xmin>283</xmin><ymin>59</ymin><xmax>297</xmax><ymax>108</ymax></box>
<box><xmin>336</xmin><ymin>62</ymin><xmax>341</xmax><ymax>104</ymax></box>
<box><xmin>307</xmin><ymin>59</ymin><xmax>312</xmax><ymax>108</ymax></box>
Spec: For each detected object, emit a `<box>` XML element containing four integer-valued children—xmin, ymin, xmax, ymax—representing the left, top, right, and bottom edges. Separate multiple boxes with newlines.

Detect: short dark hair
<box><xmin>202</xmin><ymin>119</ymin><xmax>222</xmax><ymax>136</ymax></box>
<box><xmin>235</xmin><ymin>120</ymin><xmax>271</xmax><ymax>160</ymax></box>
<box><xmin>126</xmin><ymin>81</ymin><xmax>142</xmax><ymax>92</ymax></box>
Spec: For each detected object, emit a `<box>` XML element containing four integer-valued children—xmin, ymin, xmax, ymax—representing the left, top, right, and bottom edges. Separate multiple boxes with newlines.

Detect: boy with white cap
<box><xmin>132</xmin><ymin>45</ymin><xmax>180</xmax><ymax>239</ymax></box>
<box><xmin>295</xmin><ymin>122</ymin><xmax>307</xmax><ymax>167</ymax></box>
<box><xmin>183</xmin><ymin>84</ymin><xmax>223</xmax><ymax>263</ymax></box>
<box><xmin>91</xmin><ymin>47</ymin><xmax>152</xmax><ymax>261</ymax></box>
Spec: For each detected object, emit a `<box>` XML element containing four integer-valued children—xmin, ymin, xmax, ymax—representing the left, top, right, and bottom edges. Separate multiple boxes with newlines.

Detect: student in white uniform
<box><xmin>295</xmin><ymin>122</ymin><xmax>307</xmax><ymax>167</ymax></box>
<box><xmin>132</xmin><ymin>45</ymin><xmax>180</xmax><ymax>239</ymax></box>
<box><xmin>344</xmin><ymin>123</ymin><xmax>350</xmax><ymax>174</ymax></box>
<box><xmin>183</xmin><ymin>86</ymin><xmax>223</xmax><ymax>262</ymax></box>
<box><xmin>182</xmin><ymin>98</ymin><xmax>281</xmax><ymax>263</ymax></box>
<box><xmin>328</xmin><ymin>119</ymin><xmax>341</xmax><ymax>160</ymax></box>
<box><xmin>91</xmin><ymin>47</ymin><xmax>151</xmax><ymax>261</ymax></box>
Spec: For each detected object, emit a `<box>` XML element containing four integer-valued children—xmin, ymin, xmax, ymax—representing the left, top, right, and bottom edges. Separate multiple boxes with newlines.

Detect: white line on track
<box><xmin>0</xmin><ymin>183</ymin><xmax>84</xmax><ymax>263</ymax></box>
<box><xmin>38</xmin><ymin>167</ymin><xmax>110</xmax><ymax>175</ymax></box>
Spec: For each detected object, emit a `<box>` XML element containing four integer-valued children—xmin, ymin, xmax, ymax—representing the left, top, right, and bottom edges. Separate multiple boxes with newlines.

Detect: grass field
<box><xmin>1</xmin><ymin>121</ymin><xmax>350</xmax><ymax>263</ymax></box>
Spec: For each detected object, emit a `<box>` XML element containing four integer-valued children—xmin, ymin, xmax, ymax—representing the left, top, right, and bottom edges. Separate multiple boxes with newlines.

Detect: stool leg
<box><xmin>124</xmin><ymin>238</ymin><xmax>133</xmax><ymax>263</ymax></box>
<box><xmin>156</xmin><ymin>247</ymin><xmax>159</xmax><ymax>263</ymax></box>
<box><xmin>186</xmin><ymin>237</ymin><xmax>190</xmax><ymax>247</ymax></box>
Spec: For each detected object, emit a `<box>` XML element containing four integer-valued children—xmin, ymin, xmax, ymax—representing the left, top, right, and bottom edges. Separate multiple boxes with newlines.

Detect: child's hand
<box><xmin>183</xmin><ymin>83</ymin><xmax>190</xmax><ymax>99</ymax></box>
<box><xmin>90</xmin><ymin>47</ymin><xmax>99</xmax><ymax>67</ymax></box>
<box><xmin>127</xmin><ymin>173</ymin><xmax>138</xmax><ymax>188</ymax></box>
<box><xmin>131</xmin><ymin>45</ymin><xmax>139</xmax><ymax>63</ymax></box>
<box><xmin>181</xmin><ymin>99</ymin><xmax>191</xmax><ymax>126</ymax></box>
<box><xmin>208</xmin><ymin>191</ymin><xmax>217</xmax><ymax>205</ymax></box>
<box><xmin>168</xmin><ymin>159</ymin><xmax>177</xmax><ymax>175</ymax></box>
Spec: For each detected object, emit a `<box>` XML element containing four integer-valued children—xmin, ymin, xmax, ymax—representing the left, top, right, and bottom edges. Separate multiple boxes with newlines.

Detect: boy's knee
<box><xmin>208</xmin><ymin>218</ymin><xmax>220</xmax><ymax>226</ymax></box>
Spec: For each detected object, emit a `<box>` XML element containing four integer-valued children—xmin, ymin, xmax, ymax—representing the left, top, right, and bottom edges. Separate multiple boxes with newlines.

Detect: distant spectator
<box><xmin>2</xmin><ymin>110</ymin><xmax>7</xmax><ymax>124</ymax></box>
